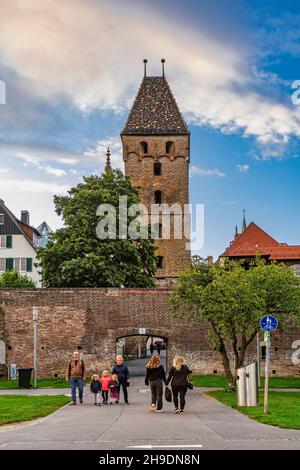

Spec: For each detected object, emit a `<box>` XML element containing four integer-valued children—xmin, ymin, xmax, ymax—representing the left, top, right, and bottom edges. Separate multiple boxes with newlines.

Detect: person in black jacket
<box><xmin>145</xmin><ymin>355</ymin><xmax>166</xmax><ymax>412</ymax></box>
<box><xmin>111</xmin><ymin>355</ymin><xmax>130</xmax><ymax>404</ymax></box>
<box><xmin>166</xmin><ymin>356</ymin><xmax>192</xmax><ymax>414</ymax></box>
<box><xmin>90</xmin><ymin>374</ymin><xmax>102</xmax><ymax>406</ymax></box>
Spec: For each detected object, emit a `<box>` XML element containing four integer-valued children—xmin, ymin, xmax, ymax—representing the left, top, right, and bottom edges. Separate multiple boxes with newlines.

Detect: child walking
<box><xmin>100</xmin><ymin>370</ymin><xmax>111</xmax><ymax>404</ymax></box>
<box><xmin>90</xmin><ymin>374</ymin><xmax>102</xmax><ymax>406</ymax></box>
<box><xmin>109</xmin><ymin>374</ymin><xmax>120</xmax><ymax>404</ymax></box>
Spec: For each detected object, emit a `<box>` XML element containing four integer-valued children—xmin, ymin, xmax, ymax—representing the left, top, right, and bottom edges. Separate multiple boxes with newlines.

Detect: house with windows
<box><xmin>0</xmin><ymin>199</ymin><xmax>42</xmax><ymax>286</ymax></box>
<box><xmin>219</xmin><ymin>219</ymin><xmax>300</xmax><ymax>277</ymax></box>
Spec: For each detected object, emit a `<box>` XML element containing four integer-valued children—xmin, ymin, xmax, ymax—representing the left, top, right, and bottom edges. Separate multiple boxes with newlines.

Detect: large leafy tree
<box><xmin>170</xmin><ymin>259</ymin><xmax>300</xmax><ymax>389</ymax></box>
<box><xmin>37</xmin><ymin>169</ymin><xmax>157</xmax><ymax>287</ymax></box>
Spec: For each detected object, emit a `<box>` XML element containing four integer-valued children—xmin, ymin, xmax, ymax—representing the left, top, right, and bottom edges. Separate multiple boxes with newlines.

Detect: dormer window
<box><xmin>0</xmin><ymin>214</ymin><xmax>4</xmax><ymax>225</ymax></box>
<box><xmin>139</xmin><ymin>141</ymin><xmax>148</xmax><ymax>154</ymax></box>
<box><xmin>166</xmin><ymin>141</ymin><xmax>174</xmax><ymax>154</ymax></box>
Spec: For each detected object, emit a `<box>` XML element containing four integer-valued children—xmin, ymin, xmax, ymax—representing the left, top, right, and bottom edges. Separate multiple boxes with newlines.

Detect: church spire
<box><xmin>104</xmin><ymin>147</ymin><xmax>112</xmax><ymax>173</ymax></box>
<box><xmin>242</xmin><ymin>209</ymin><xmax>247</xmax><ymax>232</ymax></box>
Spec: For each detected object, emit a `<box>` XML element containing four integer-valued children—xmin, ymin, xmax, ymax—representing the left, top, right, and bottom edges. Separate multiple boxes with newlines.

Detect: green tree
<box><xmin>170</xmin><ymin>260</ymin><xmax>300</xmax><ymax>389</ymax></box>
<box><xmin>0</xmin><ymin>270</ymin><xmax>36</xmax><ymax>287</ymax></box>
<box><xmin>37</xmin><ymin>169</ymin><xmax>157</xmax><ymax>287</ymax></box>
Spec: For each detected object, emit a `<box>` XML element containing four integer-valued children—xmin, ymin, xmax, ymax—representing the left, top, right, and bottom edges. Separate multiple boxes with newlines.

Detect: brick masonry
<box><xmin>1</xmin><ymin>288</ymin><xmax>300</xmax><ymax>378</ymax></box>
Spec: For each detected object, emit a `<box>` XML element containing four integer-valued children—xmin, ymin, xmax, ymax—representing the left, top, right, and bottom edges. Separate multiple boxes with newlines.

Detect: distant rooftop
<box><xmin>121</xmin><ymin>76</ymin><xmax>189</xmax><ymax>136</ymax></box>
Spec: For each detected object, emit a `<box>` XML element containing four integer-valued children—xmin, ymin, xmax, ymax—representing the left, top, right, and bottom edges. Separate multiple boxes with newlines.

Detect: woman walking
<box><xmin>145</xmin><ymin>355</ymin><xmax>166</xmax><ymax>413</ymax></box>
<box><xmin>166</xmin><ymin>356</ymin><xmax>192</xmax><ymax>414</ymax></box>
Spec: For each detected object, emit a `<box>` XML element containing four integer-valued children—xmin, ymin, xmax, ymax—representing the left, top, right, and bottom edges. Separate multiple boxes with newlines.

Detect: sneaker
<box><xmin>110</xmin><ymin>402</ymin><xmax>113</xmax><ymax>405</ymax></box>
<box><xmin>97</xmin><ymin>403</ymin><xmax>101</xmax><ymax>406</ymax></box>
<box><xmin>70</xmin><ymin>401</ymin><xmax>76</xmax><ymax>406</ymax></box>
<box><xmin>149</xmin><ymin>404</ymin><xmax>156</xmax><ymax>412</ymax></box>
<box><xmin>94</xmin><ymin>403</ymin><xmax>97</xmax><ymax>406</ymax></box>
<box><xmin>174</xmin><ymin>408</ymin><xmax>179</xmax><ymax>413</ymax></box>
<box><xmin>175</xmin><ymin>408</ymin><xmax>180</xmax><ymax>414</ymax></box>
<box><xmin>116</xmin><ymin>400</ymin><xmax>119</xmax><ymax>404</ymax></box>
<box><xmin>125</xmin><ymin>401</ymin><xmax>129</xmax><ymax>405</ymax></box>
<box><xmin>80</xmin><ymin>399</ymin><xmax>83</xmax><ymax>404</ymax></box>
<box><xmin>178</xmin><ymin>410</ymin><xmax>184</xmax><ymax>414</ymax></box>
<box><xmin>156</xmin><ymin>409</ymin><xmax>163</xmax><ymax>413</ymax></box>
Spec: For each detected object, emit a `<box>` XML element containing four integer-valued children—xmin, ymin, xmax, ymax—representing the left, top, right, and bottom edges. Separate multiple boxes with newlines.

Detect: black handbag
<box><xmin>187</xmin><ymin>381</ymin><xmax>194</xmax><ymax>390</ymax></box>
<box><xmin>165</xmin><ymin>386</ymin><xmax>172</xmax><ymax>402</ymax></box>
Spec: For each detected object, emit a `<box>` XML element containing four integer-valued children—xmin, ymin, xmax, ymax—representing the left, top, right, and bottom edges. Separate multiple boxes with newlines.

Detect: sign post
<box><xmin>260</xmin><ymin>315</ymin><xmax>278</xmax><ymax>414</ymax></box>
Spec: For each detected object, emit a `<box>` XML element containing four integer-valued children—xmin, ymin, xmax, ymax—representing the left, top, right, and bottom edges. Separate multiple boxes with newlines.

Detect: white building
<box><xmin>0</xmin><ymin>199</ymin><xmax>42</xmax><ymax>286</ymax></box>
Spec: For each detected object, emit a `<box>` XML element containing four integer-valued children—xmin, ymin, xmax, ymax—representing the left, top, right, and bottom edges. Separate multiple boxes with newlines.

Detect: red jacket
<box><xmin>100</xmin><ymin>376</ymin><xmax>111</xmax><ymax>391</ymax></box>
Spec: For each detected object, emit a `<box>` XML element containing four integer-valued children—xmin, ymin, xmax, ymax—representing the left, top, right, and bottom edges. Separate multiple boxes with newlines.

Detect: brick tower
<box><xmin>121</xmin><ymin>60</ymin><xmax>191</xmax><ymax>281</ymax></box>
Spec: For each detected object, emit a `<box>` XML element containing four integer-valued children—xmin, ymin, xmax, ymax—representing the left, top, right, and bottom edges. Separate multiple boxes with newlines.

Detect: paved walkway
<box><xmin>1</xmin><ymin>378</ymin><xmax>300</xmax><ymax>450</ymax></box>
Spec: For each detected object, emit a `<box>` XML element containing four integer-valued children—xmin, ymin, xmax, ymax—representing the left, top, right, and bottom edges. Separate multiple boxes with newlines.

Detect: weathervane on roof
<box><xmin>143</xmin><ymin>59</ymin><xmax>148</xmax><ymax>77</ymax></box>
<box><xmin>161</xmin><ymin>58</ymin><xmax>166</xmax><ymax>77</ymax></box>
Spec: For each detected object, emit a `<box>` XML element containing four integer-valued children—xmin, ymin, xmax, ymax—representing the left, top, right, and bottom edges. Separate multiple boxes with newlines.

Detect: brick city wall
<box><xmin>0</xmin><ymin>288</ymin><xmax>300</xmax><ymax>378</ymax></box>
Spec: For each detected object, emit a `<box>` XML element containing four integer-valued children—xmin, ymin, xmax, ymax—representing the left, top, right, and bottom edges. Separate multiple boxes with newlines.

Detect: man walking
<box><xmin>66</xmin><ymin>351</ymin><xmax>85</xmax><ymax>405</ymax></box>
<box><xmin>112</xmin><ymin>355</ymin><xmax>130</xmax><ymax>404</ymax></box>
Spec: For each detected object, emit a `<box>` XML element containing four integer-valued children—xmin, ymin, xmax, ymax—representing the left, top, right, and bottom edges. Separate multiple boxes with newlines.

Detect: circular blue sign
<box><xmin>260</xmin><ymin>315</ymin><xmax>278</xmax><ymax>331</ymax></box>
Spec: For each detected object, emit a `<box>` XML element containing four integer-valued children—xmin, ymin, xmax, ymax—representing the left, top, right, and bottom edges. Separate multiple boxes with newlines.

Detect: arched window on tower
<box><xmin>139</xmin><ymin>141</ymin><xmax>148</xmax><ymax>154</ymax></box>
<box><xmin>154</xmin><ymin>162</ymin><xmax>161</xmax><ymax>176</ymax></box>
<box><xmin>157</xmin><ymin>256</ymin><xmax>164</xmax><ymax>269</ymax></box>
<box><xmin>166</xmin><ymin>141</ymin><xmax>174</xmax><ymax>154</ymax></box>
<box><xmin>154</xmin><ymin>190</ymin><xmax>162</xmax><ymax>204</ymax></box>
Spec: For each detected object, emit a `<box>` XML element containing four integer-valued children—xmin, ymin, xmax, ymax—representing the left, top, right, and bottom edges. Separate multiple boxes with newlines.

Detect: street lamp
<box><xmin>32</xmin><ymin>306</ymin><xmax>40</xmax><ymax>388</ymax></box>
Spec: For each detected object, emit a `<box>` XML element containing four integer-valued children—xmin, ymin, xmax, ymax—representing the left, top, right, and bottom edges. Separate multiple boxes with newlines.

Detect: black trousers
<box><xmin>150</xmin><ymin>379</ymin><xmax>163</xmax><ymax>410</ymax></box>
<box><xmin>172</xmin><ymin>385</ymin><xmax>188</xmax><ymax>410</ymax></box>
<box><xmin>118</xmin><ymin>381</ymin><xmax>128</xmax><ymax>402</ymax></box>
<box><xmin>102</xmin><ymin>390</ymin><xmax>108</xmax><ymax>403</ymax></box>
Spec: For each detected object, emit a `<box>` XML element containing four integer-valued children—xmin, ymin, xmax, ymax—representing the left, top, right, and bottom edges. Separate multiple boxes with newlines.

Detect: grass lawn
<box><xmin>0</xmin><ymin>377</ymin><xmax>69</xmax><ymax>389</ymax></box>
<box><xmin>191</xmin><ymin>374</ymin><xmax>300</xmax><ymax>389</ymax></box>
<box><xmin>0</xmin><ymin>395</ymin><xmax>70</xmax><ymax>425</ymax></box>
<box><xmin>207</xmin><ymin>390</ymin><xmax>300</xmax><ymax>429</ymax></box>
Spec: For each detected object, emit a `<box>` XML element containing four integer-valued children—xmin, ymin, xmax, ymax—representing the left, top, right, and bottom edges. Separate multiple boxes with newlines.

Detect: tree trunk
<box><xmin>220</xmin><ymin>342</ymin><xmax>235</xmax><ymax>390</ymax></box>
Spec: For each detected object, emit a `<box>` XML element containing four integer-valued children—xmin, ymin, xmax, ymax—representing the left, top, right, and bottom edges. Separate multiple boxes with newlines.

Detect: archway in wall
<box><xmin>115</xmin><ymin>334</ymin><xmax>168</xmax><ymax>376</ymax></box>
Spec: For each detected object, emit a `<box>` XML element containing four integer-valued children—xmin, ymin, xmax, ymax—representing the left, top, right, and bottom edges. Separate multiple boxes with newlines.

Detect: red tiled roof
<box><xmin>221</xmin><ymin>222</ymin><xmax>300</xmax><ymax>261</ymax></box>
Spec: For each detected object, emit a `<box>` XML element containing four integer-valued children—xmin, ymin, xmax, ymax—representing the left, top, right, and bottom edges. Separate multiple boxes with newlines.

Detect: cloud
<box><xmin>237</xmin><ymin>164</ymin><xmax>250</xmax><ymax>173</ymax></box>
<box><xmin>0</xmin><ymin>0</ymin><xmax>299</xmax><ymax>159</ymax></box>
<box><xmin>0</xmin><ymin>167</ymin><xmax>9</xmax><ymax>173</ymax></box>
<box><xmin>84</xmin><ymin>136</ymin><xmax>123</xmax><ymax>169</ymax></box>
<box><xmin>190</xmin><ymin>165</ymin><xmax>225</xmax><ymax>177</ymax></box>
<box><xmin>0</xmin><ymin>178</ymin><xmax>69</xmax><ymax>194</ymax></box>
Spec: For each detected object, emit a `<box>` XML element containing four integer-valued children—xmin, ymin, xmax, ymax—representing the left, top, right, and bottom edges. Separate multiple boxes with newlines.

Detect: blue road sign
<box><xmin>260</xmin><ymin>315</ymin><xmax>278</xmax><ymax>332</ymax></box>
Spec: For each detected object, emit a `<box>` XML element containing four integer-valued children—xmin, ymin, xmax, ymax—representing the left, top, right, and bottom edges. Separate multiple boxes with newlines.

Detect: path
<box><xmin>1</xmin><ymin>377</ymin><xmax>300</xmax><ymax>450</ymax></box>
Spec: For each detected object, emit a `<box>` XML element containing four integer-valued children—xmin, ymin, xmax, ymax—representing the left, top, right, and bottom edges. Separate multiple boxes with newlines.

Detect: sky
<box><xmin>0</xmin><ymin>0</ymin><xmax>300</xmax><ymax>260</ymax></box>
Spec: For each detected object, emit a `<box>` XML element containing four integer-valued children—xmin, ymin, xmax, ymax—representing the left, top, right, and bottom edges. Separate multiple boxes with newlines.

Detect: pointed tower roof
<box><xmin>242</xmin><ymin>209</ymin><xmax>247</xmax><ymax>232</ymax></box>
<box><xmin>104</xmin><ymin>147</ymin><xmax>112</xmax><ymax>173</ymax></box>
<box><xmin>121</xmin><ymin>74</ymin><xmax>189</xmax><ymax>136</ymax></box>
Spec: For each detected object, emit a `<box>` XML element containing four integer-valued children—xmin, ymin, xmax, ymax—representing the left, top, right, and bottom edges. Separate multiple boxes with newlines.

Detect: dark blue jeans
<box><xmin>70</xmin><ymin>377</ymin><xmax>84</xmax><ymax>403</ymax></box>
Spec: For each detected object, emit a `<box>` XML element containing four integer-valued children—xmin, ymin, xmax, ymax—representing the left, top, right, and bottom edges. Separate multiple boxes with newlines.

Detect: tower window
<box><xmin>157</xmin><ymin>256</ymin><xmax>164</xmax><ymax>269</ymax></box>
<box><xmin>154</xmin><ymin>162</ymin><xmax>161</xmax><ymax>176</ymax></box>
<box><xmin>153</xmin><ymin>223</ymin><xmax>162</xmax><ymax>239</ymax></box>
<box><xmin>154</xmin><ymin>190</ymin><xmax>162</xmax><ymax>204</ymax></box>
<box><xmin>166</xmin><ymin>141</ymin><xmax>174</xmax><ymax>154</ymax></box>
<box><xmin>139</xmin><ymin>141</ymin><xmax>148</xmax><ymax>154</ymax></box>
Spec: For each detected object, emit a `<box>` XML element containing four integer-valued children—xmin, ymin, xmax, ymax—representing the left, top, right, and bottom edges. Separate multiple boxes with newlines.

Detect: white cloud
<box><xmin>237</xmin><ymin>164</ymin><xmax>250</xmax><ymax>173</ymax></box>
<box><xmin>190</xmin><ymin>165</ymin><xmax>225</xmax><ymax>177</ymax></box>
<box><xmin>0</xmin><ymin>178</ymin><xmax>69</xmax><ymax>194</ymax></box>
<box><xmin>0</xmin><ymin>0</ymin><xmax>299</xmax><ymax>158</ymax></box>
<box><xmin>0</xmin><ymin>167</ymin><xmax>9</xmax><ymax>173</ymax></box>
<box><xmin>84</xmin><ymin>137</ymin><xmax>123</xmax><ymax>169</ymax></box>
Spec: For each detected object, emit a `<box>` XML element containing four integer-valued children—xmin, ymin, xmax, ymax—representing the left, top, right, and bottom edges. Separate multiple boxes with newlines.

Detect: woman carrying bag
<box><xmin>145</xmin><ymin>355</ymin><xmax>167</xmax><ymax>413</ymax></box>
<box><xmin>166</xmin><ymin>356</ymin><xmax>192</xmax><ymax>414</ymax></box>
